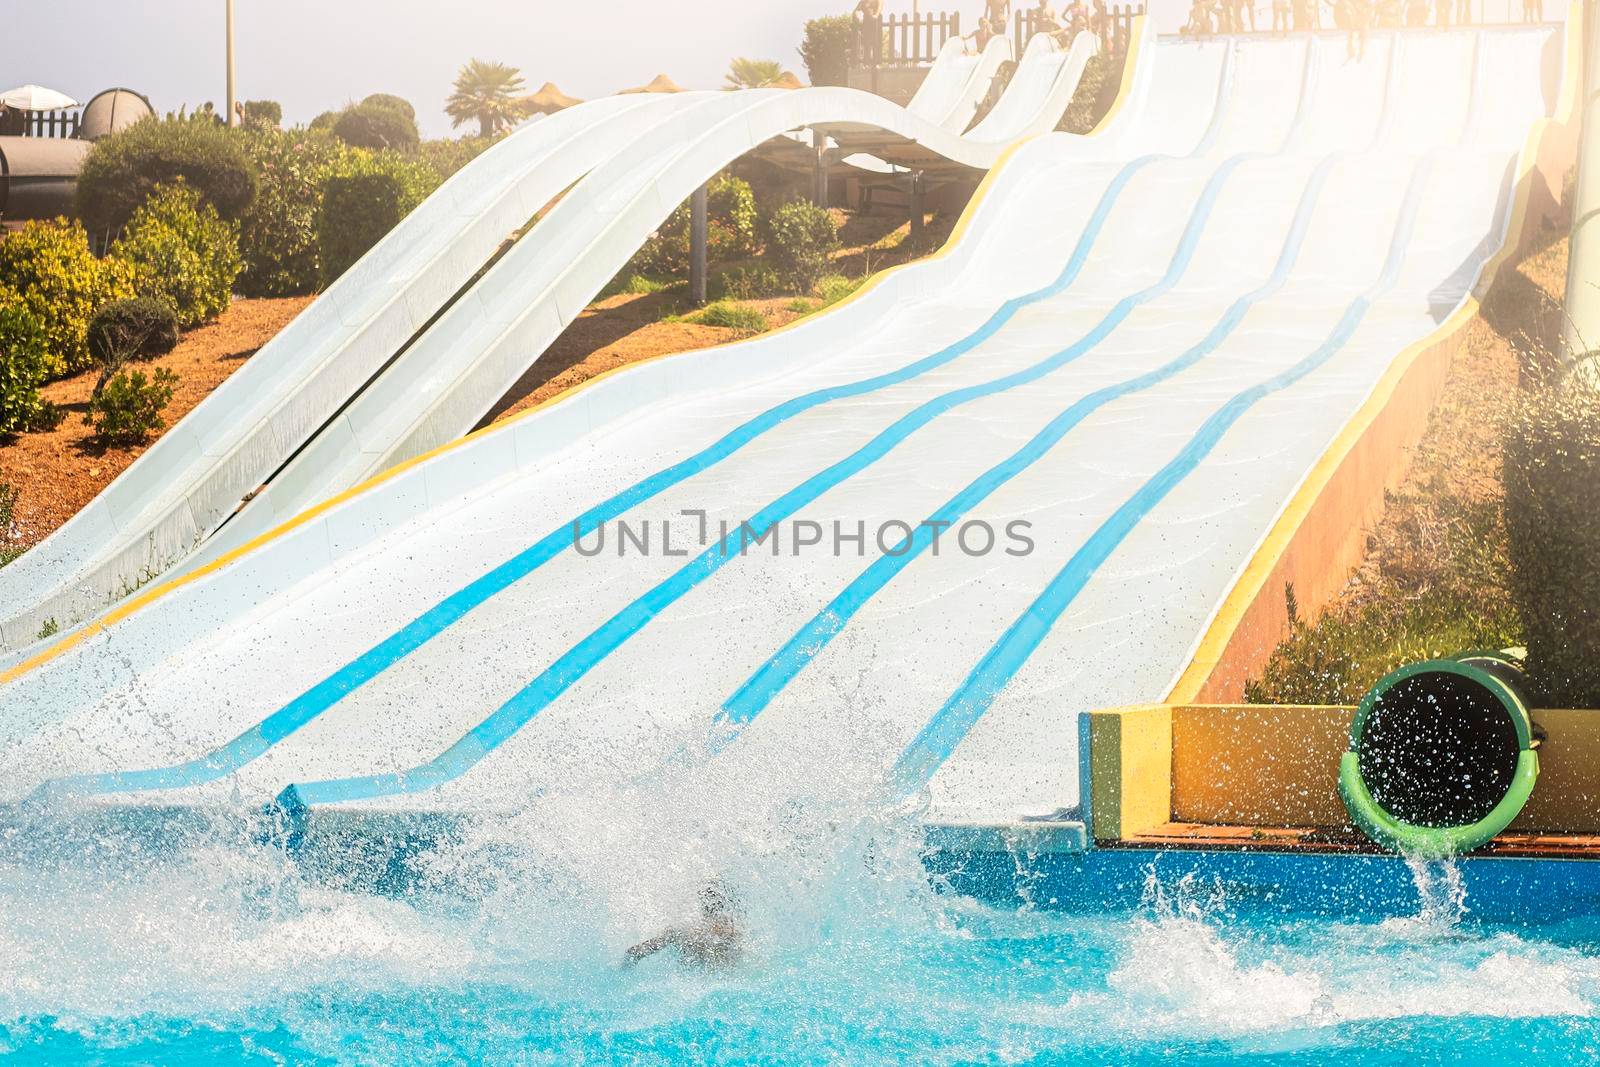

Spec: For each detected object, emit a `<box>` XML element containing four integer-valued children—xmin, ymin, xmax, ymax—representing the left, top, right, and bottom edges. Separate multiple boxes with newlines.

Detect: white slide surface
<box><xmin>0</xmin><ymin>29</ymin><xmax>1565</xmax><ymax>848</ymax></box>
<box><xmin>0</xmin><ymin>31</ymin><xmax>1088</xmax><ymax>655</ymax></box>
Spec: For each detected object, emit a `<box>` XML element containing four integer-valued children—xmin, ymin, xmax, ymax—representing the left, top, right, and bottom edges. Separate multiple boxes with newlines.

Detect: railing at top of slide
<box><xmin>1015</xmin><ymin>4</ymin><xmax>1146</xmax><ymax>57</ymax></box>
<box><xmin>860</xmin><ymin>10</ymin><xmax>965</xmax><ymax>66</ymax></box>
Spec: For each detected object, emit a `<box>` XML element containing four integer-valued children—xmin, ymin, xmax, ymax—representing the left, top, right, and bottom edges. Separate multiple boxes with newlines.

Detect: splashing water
<box><xmin>5</xmin><ymin>711</ymin><xmax>1600</xmax><ymax>1063</ymax></box>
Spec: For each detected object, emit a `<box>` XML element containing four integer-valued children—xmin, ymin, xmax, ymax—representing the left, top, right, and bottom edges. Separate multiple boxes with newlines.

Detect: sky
<box><xmin>0</xmin><ymin>0</ymin><xmax>1043</xmax><ymax>139</ymax></box>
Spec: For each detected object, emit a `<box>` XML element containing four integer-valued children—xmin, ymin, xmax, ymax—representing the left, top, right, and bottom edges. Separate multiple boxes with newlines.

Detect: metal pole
<box><xmin>225</xmin><ymin>0</ymin><xmax>237</xmax><ymax>126</ymax></box>
<box><xmin>690</xmin><ymin>184</ymin><xmax>708</xmax><ymax>307</ymax></box>
<box><xmin>813</xmin><ymin>127</ymin><xmax>831</xmax><ymax>209</ymax></box>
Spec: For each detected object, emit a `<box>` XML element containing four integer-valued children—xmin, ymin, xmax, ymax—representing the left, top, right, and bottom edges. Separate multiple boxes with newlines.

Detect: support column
<box><xmin>812</xmin><ymin>128</ymin><xmax>830</xmax><ymax>209</ymax></box>
<box><xmin>225</xmin><ymin>0</ymin><xmax>238</xmax><ymax>126</ymax></box>
<box><xmin>690</xmin><ymin>184</ymin><xmax>709</xmax><ymax>307</ymax></box>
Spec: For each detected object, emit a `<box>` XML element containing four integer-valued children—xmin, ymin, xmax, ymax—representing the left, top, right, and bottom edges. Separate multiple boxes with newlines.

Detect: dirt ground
<box><xmin>1333</xmin><ymin>228</ymin><xmax>1567</xmax><ymax>618</ymax></box>
<box><xmin>0</xmin><ymin>206</ymin><xmax>962</xmax><ymax>554</ymax></box>
<box><xmin>0</xmin><ymin>297</ymin><xmax>312</xmax><ymax>554</ymax></box>
<box><xmin>486</xmin><ymin>209</ymin><xmax>960</xmax><ymax>424</ymax></box>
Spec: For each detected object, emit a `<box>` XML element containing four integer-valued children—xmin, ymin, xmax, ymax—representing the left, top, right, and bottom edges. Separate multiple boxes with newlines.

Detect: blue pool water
<box><xmin>5</xmin><ymin>814</ymin><xmax>1600</xmax><ymax>1066</ymax></box>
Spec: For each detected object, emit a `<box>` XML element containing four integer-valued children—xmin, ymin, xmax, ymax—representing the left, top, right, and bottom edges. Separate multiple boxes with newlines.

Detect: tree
<box><xmin>725</xmin><ymin>58</ymin><xmax>784</xmax><ymax>90</ymax></box>
<box><xmin>446</xmin><ymin>59</ymin><xmax>527</xmax><ymax>138</ymax></box>
<box><xmin>800</xmin><ymin>16</ymin><xmax>853</xmax><ymax>86</ymax></box>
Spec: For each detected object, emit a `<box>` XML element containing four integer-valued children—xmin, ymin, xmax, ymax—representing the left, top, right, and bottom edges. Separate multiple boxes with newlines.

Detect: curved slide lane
<box><xmin>0</xmin><ymin>28</ymin><xmax>1568</xmax><ymax>849</ymax></box>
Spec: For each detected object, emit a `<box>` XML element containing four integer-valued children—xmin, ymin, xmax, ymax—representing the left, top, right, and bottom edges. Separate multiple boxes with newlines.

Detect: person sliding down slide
<box><xmin>623</xmin><ymin>882</ymin><xmax>745</xmax><ymax>970</ymax></box>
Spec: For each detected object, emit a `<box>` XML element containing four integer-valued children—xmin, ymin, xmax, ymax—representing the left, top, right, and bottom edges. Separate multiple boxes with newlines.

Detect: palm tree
<box><xmin>725</xmin><ymin>58</ymin><xmax>784</xmax><ymax>90</ymax></box>
<box><xmin>446</xmin><ymin>59</ymin><xmax>527</xmax><ymax>138</ymax></box>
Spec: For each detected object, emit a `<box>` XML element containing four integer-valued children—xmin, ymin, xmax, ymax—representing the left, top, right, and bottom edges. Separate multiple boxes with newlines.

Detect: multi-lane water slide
<box><xmin>0</xmin><ymin>26</ymin><xmax>1573</xmax><ymax>857</ymax></box>
<box><xmin>0</xmin><ymin>31</ymin><xmax>1090</xmax><ymax>654</ymax></box>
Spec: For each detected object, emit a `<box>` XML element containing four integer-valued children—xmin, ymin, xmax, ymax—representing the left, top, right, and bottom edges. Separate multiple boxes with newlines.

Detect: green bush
<box><xmin>236</xmin><ymin>126</ymin><xmax>351</xmax><ymax>296</ymax></box>
<box><xmin>710</xmin><ymin>265</ymin><xmax>783</xmax><ymax>301</ymax></box>
<box><xmin>0</xmin><ymin>482</ymin><xmax>19</xmax><ymax>567</ymax></box>
<box><xmin>767</xmin><ymin>200</ymin><xmax>840</xmax><ymax>294</ymax></box>
<box><xmin>241</xmin><ymin>99</ymin><xmax>282</xmax><ymax>127</ymax></box>
<box><xmin>0</xmin><ymin>300</ymin><xmax>55</xmax><ymax>435</ymax></box>
<box><xmin>815</xmin><ymin>273</ymin><xmax>863</xmax><ymax>307</ymax></box>
<box><xmin>88</xmin><ymin>297</ymin><xmax>180</xmax><ymax>368</ymax></box>
<box><xmin>76</xmin><ymin>115</ymin><xmax>258</xmax><ymax>233</ymax></box>
<box><xmin>309</xmin><ymin>110</ymin><xmax>340</xmax><ymax>132</ymax></box>
<box><xmin>632</xmin><ymin>174</ymin><xmax>760</xmax><ymax>276</ymax></box>
<box><xmin>89</xmin><ymin>366</ymin><xmax>178</xmax><ymax>445</ymax></box>
<box><xmin>420</xmin><ymin>136</ymin><xmax>498</xmax><ymax>182</ymax></box>
<box><xmin>0</xmin><ymin>219</ymin><xmax>137</xmax><ymax>377</ymax></box>
<box><xmin>689</xmin><ymin>301</ymin><xmax>769</xmax><ymax>334</ymax></box>
<box><xmin>1503</xmin><ymin>381</ymin><xmax>1600</xmax><ymax>706</ymax></box>
<box><xmin>110</xmin><ymin>183</ymin><xmax>242</xmax><ymax>328</ymax></box>
<box><xmin>315</xmin><ymin>152</ymin><xmax>439</xmax><ymax>285</ymax></box>
<box><xmin>360</xmin><ymin>94</ymin><xmax>417</xmax><ymax>122</ymax></box>
<box><xmin>800</xmin><ymin>16</ymin><xmax>853</xmax><ymax>86</ymax></box>
<box><xmin>333</xmin><ymin>102</ymin><xmax>420</xmax><ymax>153</ymax></box>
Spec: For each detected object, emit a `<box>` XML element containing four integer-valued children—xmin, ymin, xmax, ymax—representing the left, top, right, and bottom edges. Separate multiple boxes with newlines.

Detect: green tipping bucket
<box><xmin>1338</xmin><ymin>651</ymin><xmax>1539</xmax><ymax>856</ymax></box>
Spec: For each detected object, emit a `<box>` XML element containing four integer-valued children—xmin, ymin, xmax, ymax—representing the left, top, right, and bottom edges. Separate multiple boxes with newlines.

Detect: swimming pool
<box><xmin>5</xmin><ymin>813</ymin><xmax>1600</xmax><ymax>1066</ymax></box>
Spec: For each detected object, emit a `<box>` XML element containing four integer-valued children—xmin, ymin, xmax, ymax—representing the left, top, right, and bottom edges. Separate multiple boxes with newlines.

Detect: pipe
<box><xmin>0</xmin><ymin>136</ymin><xmax>92</xmax><ymax>222</ymax></box>
<box><xmin>1339</xmin><ymin>651</ymin><xmax>1540</xmax><ymax>856</ymax></box>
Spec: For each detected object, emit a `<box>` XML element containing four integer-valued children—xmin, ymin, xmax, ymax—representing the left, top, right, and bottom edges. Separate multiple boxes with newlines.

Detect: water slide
<box><xmin>0</xmin><ymin>33</ymin><xmax>1089</xmax><ymax>655</ymax></box>
<box><xmin>0</xmin><ymin>29</ymin><xmax>1567</xmax><ymax>855</ymax></box>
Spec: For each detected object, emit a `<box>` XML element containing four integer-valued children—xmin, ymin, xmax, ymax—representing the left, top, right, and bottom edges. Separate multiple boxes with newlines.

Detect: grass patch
<box><xmin>600</xmin><ymin>273</ymin><xmax>681</xmax><ymax>299</ymax></box>
<box><xmin>0</xmin><ymin>483</ymin><xmax>19</xmax><ymax>568</ymax></box>
<box><xmin>680</xmin><ymin>301</ymin><xmax>769</xmax><ymax>335</ymax></box>
<box><xmin>815</xmin><ymin>274</ymin><xmax>863</xmax><ymax>308</ymax></box>
<box><xmin>786</xmin><ymin>298</ymin><xmax>819</xmax><ymax>315</ymax></box>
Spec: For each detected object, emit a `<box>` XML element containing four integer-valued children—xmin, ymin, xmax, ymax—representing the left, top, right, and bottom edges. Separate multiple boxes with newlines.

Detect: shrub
<box><xmin>333</xmin><ymin>102</ymin><xmax>420</xmax><ymax>153</ymax></box>
<box><xmin>236</xmin><ymin>126</ymin><xmax>352</xmax><ymax>296</ymax></box>
<box><xmin>315</xmin><ymin>152</ymin><xmax>439</xmax><ymax>284</ymax></box>
<box><xmin>767</xmin><ymin>200</ymin><xmax>840</xmax><ymax>294</ymax></box>
<box><xmin>632</xmin><ymin>174</ymin><xmax>760</xmax><ymax>276</ymax></box>
<box><xmin>710</xmin><ymin>265</ymin><xmax>783</xmax><ymax>301</ymax></box>
<box><xmin>420</xmin><ymin>136</ymin><xmax>498</xmax><ymax>182</ymax></box>
<box><xmin>1061</xmin><ymin>53</ymin><xmax>1125</xmax><ymax>135</ymax></box>
<box><xmin>309</xmin><ymin>110</ymin><xmax>341</xmax><ymax>132</ymax></box>
<box><xmin>0</xmin><ymin>482</ymin><xmax>19</xmax><ymax>567</ymax></box>
<box><xmin>89</xmin><ymin>366</ymin><xmax>178</xmax><ymax>445</ymax></box>
<box><xmin>88</xmin><ymin>297</ymin><xmax>180</xmax><ymax>371</ymax></box>
<box><xmin>1503</xmin><ymin>381</ymin><xmax>1600</xmax><ymax>706</ymax></box>
<box><xmin>815</xmin><ymin>273</ymin><xmax>863</xmax><ymax>307</ymax></box>
<box><xmin>689</xmin><ymin>301</ymin><xmax>769</xmax><ymax>334</ymax></box>
<box><xmin>76</xmin><ymin>115</ymin><xmax>258</xmax><ymax>233</ymax></box>
<box><xmin>110</xmin><ymin>183</ymin><xmax>243</xmax><ymax>327</ymax></box>
<box><xmin>360</xmin><ymin>94</ymin><xmax>417</xmax><ymax>122</ymax></box>
<box><xmin>0</xmin><ymin>219</ymin><xmax>137</xmax><ymax>377</ymax></box>
<box><xmin>0</xmin><ymin>300</ymin><xmax>55</xmax><ymax>435</ymax></box>
<box><xmin>800</xmin><ymin>16</ymin><xmax>853</xmax><ymax>87</ymax></box>
<box><xmin>241</xmin><ymin>99</ymin><xmax>282</xmax><ymax>127</ymax></box>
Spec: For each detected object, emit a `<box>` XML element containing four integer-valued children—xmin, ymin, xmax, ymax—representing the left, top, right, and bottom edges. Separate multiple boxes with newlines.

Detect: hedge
<box><xmin>315</xmin><ymin>152</ymin><xmax>439</xmax><ymax>285</ymax></box>
<box><xmin>1503</xmin><ymin>380</ymin><xmax>1600</xmax><ymax>706</ymax></box>
<box><xmin>0</xmin><ymin>299</ymin><xmax>54</xmax><ymax>435</ymax></box>
<box><xmin>76</xmin><ymin>115</ymin><xmax>258</xmax><ymax>233</ymax></box>
<box><xmin>0</xmin><ymin>218</ymin><xmax>137</xmax><ymax>377</ymax></box>
<box><xmin>111</xmin><ymin>183</ymin><xmax>242</xmax><ymax>328</ymax></box>
<box><xmin>800</xmin><ymin>16</ymin><xmax>852</xmax><ymax>86</ymax></box>
<box><xmin>237</xmin><ymin>126</ymin><xmax>352</xmax><ymax>296</ymax></box>
<box><xmin>333</xmin><ymin>102</ymin><xmax>421</xmax><ymax>153</ymax></box>
<box><xmin>88</xmin><ymin>297</ymin><xmax>180</xmax><ymax>369</ymax></box>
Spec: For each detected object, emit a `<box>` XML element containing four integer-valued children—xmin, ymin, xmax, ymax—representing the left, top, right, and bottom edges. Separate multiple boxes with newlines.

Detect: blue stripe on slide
<box><xmin>29</xmin><ymin>153</ymin><xmax>1162</xmax><ymax>806</ymax></box>
<box><xmin>719</xmin><ymin>156</ymin><xmax>1340</xmax><ymax>728</ymax></box>
<box><xmin>889</xmin><ymin>156</ymin><xmax>1436</xmax><ymax>795</ymax></box>
<box><xmin>276</xmin><ymin>153</ymin><xmax>1258</xmax><ymax>811</ymax></box>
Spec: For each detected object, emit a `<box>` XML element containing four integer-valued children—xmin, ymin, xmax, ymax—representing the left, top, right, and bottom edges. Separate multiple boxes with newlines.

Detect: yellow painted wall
<box><xmin>1171</xmin><ymin>705</ymin><xmax>1352</xmax><ymax>827</ymax></box>
<box><xmin>1086</xmin><ymin>705</ymin><xmax>1172</xmax><ymax>841</ymax></box>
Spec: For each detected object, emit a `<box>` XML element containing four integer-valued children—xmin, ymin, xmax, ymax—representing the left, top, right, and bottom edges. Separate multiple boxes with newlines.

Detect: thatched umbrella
<box><xmin>620</xmin><ymin>74</ymin><xmax>686</xmax><ymax>95</ymax></box>
<box><xmin>522</xmin><ymin>82</ymin><xmax>583</xmax><ymax>115</ymax></box>
<box><xmin>770</xmin><ymin>71</ymin><xmax>806</xmax><ymax>90</ymax></box>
